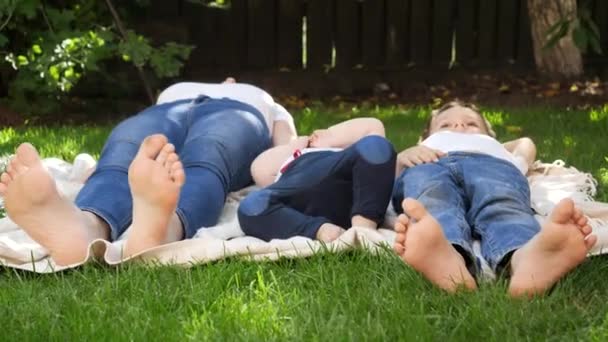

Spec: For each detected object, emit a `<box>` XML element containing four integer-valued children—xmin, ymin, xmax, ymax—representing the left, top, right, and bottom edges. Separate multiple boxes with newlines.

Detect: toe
<box><xmin>585</xmin><ymin>235</ymin><xmax>597</xmax><ymax>250</ymax></box>
<box><xmin>171</xmin><ymin>165</ymin><xmax>185</xmax><ymax>187</ymax></box>
<box><xmin>138</xmin><ymin>135</ymin><xmax>168</xmax><ymax>159</ymax></box>
<box><xmin>394</xmin><ymin>243</ymin><xmax>405</xmax><ymax>255</ymax></box>
<box><xmin>15</xmin><ymin>143</ymin><xmax>41</xmax><ymax>167</ymax></box>
<box><xmin>402</xmin><ymin>198</ymin><xmax>429</xmax><ymax>222</ymax></box>
<box><xmin>155</xmin><ymin>143</ymin><xmax>174</xmax><ymax>164</ymax></box>
<box><xmin>165</xmin><ymin>153</ymin><xmax>179</xmax><ymax>169</ymax></box>
<box><xmin>549</xmin><ymin>198</ymin><xmax>575</xmax><ymax>224</ymax></box>
<box><xmin>580</xmin><ymin>224</ymin><xmax>592</xmax><ymax>236</ymax></box>
<box><xmin>1</xmin><ymin>172</ymin><xmax>12</xmax><ymax>184</ymax></box>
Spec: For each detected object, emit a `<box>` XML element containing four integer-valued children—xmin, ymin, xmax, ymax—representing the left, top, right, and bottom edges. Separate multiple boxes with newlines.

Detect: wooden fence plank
<box><xmin>247</xmin><ymin>0</ymin><xmax>276</xmax><ymax>69</ymax></box>
<box><xmin>148</xmin><ymin>0</ymin><xmax>180</xmax><ymax>19</ymax></box>
<box><xmin>455</xmin><ymin>0</ymin><xmax>475</xmax><ymax>65</ymax></box>
<box><xmin>478</xmin><ymin>0</ymin><xmax>497</xmax><ymax>64</ymax></box>
<box><xmin>335</xmin><ymin>0</ymin><xmax>361</xmax><ymax>69</ymax></box>
<box><xmin>306</xmin><ymin>0</ymin><xmax>333</xmax><ymax>69</ymax></box>
<box><xmin>220</xmin><ymin>0</ymin><xmax>247</xmax><ymax>68</ymax></box>
<box><xmin>278</xmin><ymin>0</ymin><xmax>303</xmax><ymax>69</ymax></box>
<box><xmin>496</xmin><ymin>0</ymin><xmax>517</xmax><ymax>63</ymax></box>
<box><xmin>361</xmin><ymin>0</ymin><xmax>385</xmax><ymax>67</ymax></box>
<box><xmin>185</xmin><ymin>2</ymin><xmax>217</xmax><ymax>68</ymax></box>
<box><xmin>409</xmin><ymin>0</ymin><xmax>431</xmax><ymax>65</ymax></box>
<box><xmin>432</xmin><ymin>0</ymin><xmax>455</xmax><ymax>66</ymax></box>
<box><xmin>593</xmin><ymin>0</ymin><xmax>608</xmax><ymax>62</ymax></box>
<box><xmin>385</xmin><ymin>0</ymin><xmax>409</xmax><ymax>67</ymax></box>
<box><xmin>516</xmin><ymin>0</ymin><xmax>534</xmax><ymax>66</ymax></box>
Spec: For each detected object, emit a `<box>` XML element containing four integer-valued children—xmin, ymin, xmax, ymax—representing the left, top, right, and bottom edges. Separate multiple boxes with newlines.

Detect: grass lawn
<box><xmin>1</xmin><ymin>104</ymin><xmax>608</xmax><ymax>340</ymax></box>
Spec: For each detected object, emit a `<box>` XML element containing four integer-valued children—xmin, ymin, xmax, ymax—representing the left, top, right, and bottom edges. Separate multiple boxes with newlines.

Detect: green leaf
<box><xmin>589</xmin><ymin>35</ymin><xmax>603</xmax><ymax>55</ymax></box>
<box><xmin>0</xmin><ymin>34</ymin><xmax>8</xmax><ymax>47</ymax></box>
<box><xmin>49</xmin><ymin>65</ymin><xmax>59</xmax><ymax>80</ymax></box>
<box><xmin>64</xmin><ymin>67</ymin><xmax>74</xmax><ymax>78</ymax></box>
<box><xmin>572</xmin><ymin>26</ymin><xmax>588</xmax><ymax>53</ymax></box>
<box><xmin>543</xmin><ymin>21</ymin><xmax>570</xmax><ymax>50</ymax></box>
<box><xmin>32</xmin><ymin>44</ymin><xmax>42</xmax><ymax>54</ymax></box>
<box><xmin>15</xmin><ymin>0</ymin><xmax>38</xmax><ymax>19</ymax></box>
<box><xmin>581</xmin><ymin>15</ymin><xmax>601</xmax><ymax>38</ymax></box>
<box><xmin>17</xmin><ymin>55</ymin><xmax>28</xmax><ymax>66</ymax></box>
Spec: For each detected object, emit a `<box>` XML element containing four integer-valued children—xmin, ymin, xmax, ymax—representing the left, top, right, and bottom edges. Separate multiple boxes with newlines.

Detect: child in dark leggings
<box><xmin>238</xmin><ymin>118</ymin><xmax>396</xmax><ymax>242</ymax></box>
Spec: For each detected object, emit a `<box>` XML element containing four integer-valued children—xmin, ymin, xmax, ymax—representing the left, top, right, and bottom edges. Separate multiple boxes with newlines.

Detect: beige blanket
<box><xmin>0</xmin><ymin>155</ymin><xmax>606</xmax><ymax>273</ymax></box>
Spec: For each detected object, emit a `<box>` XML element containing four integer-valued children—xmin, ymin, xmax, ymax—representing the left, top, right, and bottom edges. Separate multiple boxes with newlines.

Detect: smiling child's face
<box><xmin>429</xmin><ymin>106</ymin><xmax>489</xmax><ymax>136</ymax></box>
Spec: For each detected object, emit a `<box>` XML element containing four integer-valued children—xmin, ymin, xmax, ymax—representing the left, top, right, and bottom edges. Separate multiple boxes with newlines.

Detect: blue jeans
<box><xmin>238</xmin><ymin>135</ymin><xmax>396</xmax><ymax>241</ymax></box>
<box><xmin>75</xmin><ymin>96</ymin><xmax>270</xmax><ymax>240</ymax></box>
<box><xmin>392</xmin><ymin>152</ymin><xmax>540</xmax><ymax>272</ymax></box>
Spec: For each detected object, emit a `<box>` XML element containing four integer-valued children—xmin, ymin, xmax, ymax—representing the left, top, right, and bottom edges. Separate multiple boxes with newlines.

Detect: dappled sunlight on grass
<box><xmin>598</xmin><ymin>168</ymin><xmax>608</xmax><ymax>189</ymax></box>
<box><xmin>182</xmin><ymin>269</ymin><xmax>295</xmax><ymax>340</ymax></box>
<box><xmin>0</xmin><ymin>126</ymin><xmax>111</xmax><ymax>160</ymax></box>
<box><xmin>562</xmin><ymin>135</ymin><xmax>577</xmax><ymax>148</ymax></box>
<box><xmin>483</xmin><ymin>110</ymin><xmax>506</xmax><ymax>128</ymax></box>
<box><xmin>589</xmin><ymin>106</ymin><xmax>608</xmax><ymax>122</ymax></box>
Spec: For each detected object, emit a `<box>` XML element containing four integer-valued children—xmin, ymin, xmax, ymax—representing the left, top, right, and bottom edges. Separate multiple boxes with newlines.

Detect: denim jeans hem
<box><xmin>174</xmin><ymin>208</ymin><xmax>192</xmax><ymax>239</ymax></box>
<box><xmin>448</xmin><ymin>238</ymin><xmax>477</xmax><ymax>274</ymax></box>
<box><xmin>78</xmin><ymin>206</ymin><xmax>126</xmax><ymax>241</ymax></box>
<box><xmin>303</xmin><ymin>217</ymin><xmax>331</xmax><ymax>239</ymax></box>
<box><xmin>489</xmin><ymin>245</ymin><xmax>524</xmax><ymax>272</ymax></box>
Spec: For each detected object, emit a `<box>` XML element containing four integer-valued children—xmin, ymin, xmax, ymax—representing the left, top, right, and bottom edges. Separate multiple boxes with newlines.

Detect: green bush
<box><xmin>0</xmin><ymin>0</ymin><xmax>193</xmax><ymax>116</ymax></box>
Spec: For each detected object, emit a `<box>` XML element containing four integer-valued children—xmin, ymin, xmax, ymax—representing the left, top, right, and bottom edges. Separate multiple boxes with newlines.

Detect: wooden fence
<box><xmin>141</xmin><ymin>0</ymin><xmax>608</xmax><ymax>72</ymax></box>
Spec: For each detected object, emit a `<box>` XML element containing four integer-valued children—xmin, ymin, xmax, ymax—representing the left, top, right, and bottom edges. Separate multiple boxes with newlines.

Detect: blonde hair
<box><xmin>420</xmin><ymin>100</ymin><xmax>496</xmax><ymax>140</ymax></box>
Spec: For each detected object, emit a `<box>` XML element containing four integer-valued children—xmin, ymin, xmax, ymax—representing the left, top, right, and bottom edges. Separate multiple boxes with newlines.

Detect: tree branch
<box><xmin>104</xmin><ymin>0</ymin><xmax>155</xmax><ymax>104</ymax></box>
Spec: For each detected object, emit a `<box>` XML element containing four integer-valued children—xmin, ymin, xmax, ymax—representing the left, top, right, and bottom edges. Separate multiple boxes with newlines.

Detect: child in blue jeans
<box><xmin>238</xmin><ymin>118</ymin><xmax>396</xmax><ymax>242</ymax></box>
<box><xmin>392</xmin><ymin>101</ymin><xmax>596</xmax><ymax>297</ymax></box>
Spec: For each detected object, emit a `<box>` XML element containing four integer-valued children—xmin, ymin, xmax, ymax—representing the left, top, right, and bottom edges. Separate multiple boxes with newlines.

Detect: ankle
<box><xmin>351</xmin><ymin>215</ymin><xmax>377</xmax><ymax>229</ymax></box>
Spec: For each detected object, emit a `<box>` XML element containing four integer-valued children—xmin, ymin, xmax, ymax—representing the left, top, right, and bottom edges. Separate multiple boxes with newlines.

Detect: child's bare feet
<box><xmin>394</xmin><ymin>198</ymin><xmax>477</xmax><ymax>292</ymax></box>
<box><xmin>508</xmin><ymin>198</ymin><xmax>596</xmax><ymax>298</ymax></box>
<box><xmin>0</xmin><ymin>143</ymin><xmax>108</xmax><ymax>265</ymax></box>
<box><xmin>124</xmin><ymin>135</ymin><xmax>186</xmax><ymax>256</ymax></box>
<box><xmin>316</xmin><ymin>223</ymin><xmax>345</xmax><ymax>242</ymax></box>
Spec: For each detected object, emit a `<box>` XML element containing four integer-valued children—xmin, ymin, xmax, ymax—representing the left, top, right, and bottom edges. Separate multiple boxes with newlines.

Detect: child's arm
<box><xmin>309</xmin><ymin>118</ymin><xmax>385</xmax><ymax>148</ymax></box>
<box><xmin>271</xmin><ymin>120</ymin><xmax>298</xmax><ymax>146</ymax></box>
<box><xmin>395</xmin><ymin>145</ymin><xmax>445</xmax><ymax>176</ymax></box>
<box><xmin>251</xmin><ymin>136</ymin><xmax>310</xmax><ymax>187</ymax></box>
<box><xmin>503</xmin><ymin>137</ymin><xmax>537</xmax><ymax>170</ymax></box>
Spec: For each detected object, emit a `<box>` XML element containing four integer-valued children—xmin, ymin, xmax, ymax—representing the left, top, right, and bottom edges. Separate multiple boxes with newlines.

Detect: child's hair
<box><xmin>420</xmin><ymin>100</ymin><xmax>496</xmax><ymax>140</ymax></box>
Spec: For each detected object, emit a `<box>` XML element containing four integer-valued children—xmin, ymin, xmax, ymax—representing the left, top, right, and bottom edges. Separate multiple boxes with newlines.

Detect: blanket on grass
<box><xmin>0</xmin><ymin>155</ymin><xmax>607</xmax><ymax>274</ymax></box>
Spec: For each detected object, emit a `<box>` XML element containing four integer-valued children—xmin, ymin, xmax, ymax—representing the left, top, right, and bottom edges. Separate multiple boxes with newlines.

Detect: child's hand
<box><xmin>397</xmin><ymin>145</ymin><xmax>445</xmax><ymax>168</ymax></box>
<box><xmin>293</xmin><ymin>136</ymin><xmax>311</xmax><ymax>149</ymax></box>
<box><xmin>308</xmin><ymin>129</ymin><xmax>334</xmax><ymax>148</ymax></box>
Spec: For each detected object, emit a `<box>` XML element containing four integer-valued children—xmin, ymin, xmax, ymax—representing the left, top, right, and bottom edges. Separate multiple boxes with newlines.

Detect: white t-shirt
<box><xmin>421</xmin><ymin>131</ymin><xmax>528</xmax><ymax>174</ymax></box>
<box><xmin>156</xmin><ymin>82</ymin><xmax>295</xmax><ymax>137</ymax></box>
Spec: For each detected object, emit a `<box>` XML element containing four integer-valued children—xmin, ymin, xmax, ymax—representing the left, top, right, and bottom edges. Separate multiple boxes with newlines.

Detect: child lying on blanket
<box><xmin>0</xmin><ymin>78</ymin><xmax>297</xmax><ymax>266</ymax></box>
<box><xmin>391</xmin><ymin>100</ymin><xmax>597</xmax><ymax>298</ymax></box>
<box><xmin>238</xmin><ymin>118</ymin><xmax>396</xmax><ymax>242</ymax></box>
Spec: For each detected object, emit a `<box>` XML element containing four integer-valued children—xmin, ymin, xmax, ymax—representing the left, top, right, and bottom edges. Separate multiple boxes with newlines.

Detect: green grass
<box><xmin>1</xmin><ymin>104</ymin><xmax>608</xmax><ymax>340</ymax></box>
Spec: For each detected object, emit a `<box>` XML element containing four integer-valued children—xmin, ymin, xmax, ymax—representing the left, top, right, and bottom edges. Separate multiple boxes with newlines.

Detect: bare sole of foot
<box><xmin>316</xmin><ymin>223</ymin><xmax>346</xmax><ymax>242</ymax></box>
<box><xmin>124</xmin><ymin>134</ymin><xmax>185</xmax><ymax>257</ymax></box>
<box><xmin>394</xmin><ymin>198</ymin><xmax>477</xmax><ymax>292</ymax></box>
<box><xmin>508</xmin><ymin>198</ymin><xmax>596</xmax><ymax>298</ymax></box>
<box><xmin>0</xmin><ymin>143</ymin><xmax>106</xmax><ymax>265</ymax></box>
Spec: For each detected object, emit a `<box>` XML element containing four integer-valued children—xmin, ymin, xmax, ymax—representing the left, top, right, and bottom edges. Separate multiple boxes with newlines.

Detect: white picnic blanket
<box><xmin>0</xmin><ymin>155</ymin><xmax>607</xmax><ymax>273</ymax></box>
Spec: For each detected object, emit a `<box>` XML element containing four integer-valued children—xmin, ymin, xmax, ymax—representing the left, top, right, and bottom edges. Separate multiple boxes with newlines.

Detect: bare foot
<box><xmin>316</xmin><ymin>223</ymin><xmax>345</xmax><ymax>242</ymax></box>
<box><xmin>0</xmin><ymin>143</ymin><xmax>108</xmax><ymax>265</ymax></box>
<box><xmin>124</xmin><ymin>134</ymin><xmax>186</xmax><ymax>256</ymax></box>
<box><xmin>223</xmin><ymin>77</ymin><xmax>236</xmax><ymax>83</ymax></box>
<box><xmin>508</xmin><ymin>198</ymin><xmax>596</xmax><ymax>298</ymax></box>
<box><xmin>394</xmin><ymin>198</ymin><xmax>477</xmax><ymax>292</ymax></box>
